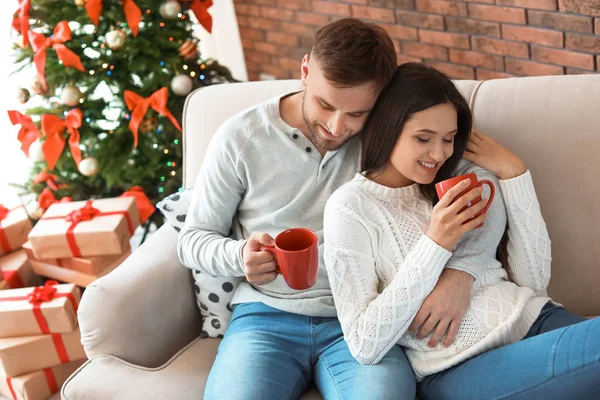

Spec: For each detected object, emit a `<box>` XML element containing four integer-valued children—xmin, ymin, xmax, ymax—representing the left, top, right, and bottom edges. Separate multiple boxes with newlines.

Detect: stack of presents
<box><xmin>0</xmin><ymin>194</ymin><xmax>150</xmax><ymax>399</ymax></box>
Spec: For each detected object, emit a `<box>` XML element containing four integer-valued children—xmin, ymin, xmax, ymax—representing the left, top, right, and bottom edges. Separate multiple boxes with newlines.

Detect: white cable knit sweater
<box><xmin>323</xmin><ymin>170</ymin><xmax>552</xmax><ymax>380</ymax></box>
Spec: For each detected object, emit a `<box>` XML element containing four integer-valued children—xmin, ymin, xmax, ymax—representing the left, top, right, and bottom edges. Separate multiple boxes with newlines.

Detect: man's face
<box><xmin>300</xmin><ymin>55</ymin><xmax>379</xmax><ymax>153</ymax></box>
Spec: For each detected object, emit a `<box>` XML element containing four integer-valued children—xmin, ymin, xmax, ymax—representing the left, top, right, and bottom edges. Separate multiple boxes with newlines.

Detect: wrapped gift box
<box><xmin>22</xmin><ymin>241</ymin><xmax>128</xmax><ymax>276</ymax></box>
<box><xmin>0</xmin><ymin>203</ymin><xmax>32</xmax><ymax>257</ymax></box>
<box><xmin>0</xmin><ymin>359</ymin><xmax>85</xmax><ymax>400</ymax></box>
<box><xmin>30</xmin><ymin>250</ymin><xmax>130</xmax><ymax>287</ymax></box>
<box><xmin>0</xmin><ymin>328</ymin><xmax>85</xmax><ymax>377</ymax></box>
<box><xmin>27</xmin><ymin>197</ymin><xmax>140</xmax><ymax>259</ymax></box>
<box><xmin>0</xmin><ymin>250</ymin><xmax>42</xmax><ymax>290</ymax></box>
<box><xmin>0</xmin><ymin>282</ymin><xmax>80</xmax><ymax>338</ymax></box>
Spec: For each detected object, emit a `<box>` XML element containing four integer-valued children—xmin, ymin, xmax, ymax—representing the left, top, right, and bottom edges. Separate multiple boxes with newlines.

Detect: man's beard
<box><xmin>301</xmin><ymin>92</ymin><xmax>349</xmax><ymax>153</ymax></box>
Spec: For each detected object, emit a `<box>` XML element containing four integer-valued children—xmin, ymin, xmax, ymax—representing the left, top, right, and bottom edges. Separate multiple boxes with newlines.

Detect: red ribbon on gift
<box><xmin>86</xmin><ymin>0</ymin><xmax>142</xmax><ymax>37</ymax></box>
<box><xmin>124</xmin><ymin>87</ymin><xmax>181</xmax><ymax>147</ymax></box>
<box><xmin>0</xmin><ymin>204</ymin><xmax>23</xmax><ymax>254</ymax></box>
<box><xmin>41</xmin><ymin>200</ymin><xmax>134</xmax><ymax>257</ymax></box>
<box><xmin>120</xmin><ymin>186</ymin><xmax>154</xmax><ymax>224</ymax></box>
<box><xmin>181</xmin><ymin>0</ymin><xmax>213</xmax><ymax>33</ymax></box>
<box><xmin>0</xmin><ymin>281</ymin><xmax>78</xmax><ymax>374</ymax></box>
<box><xmin>7</xmin><ymin>110</ymin><xmax>40</xmax><ymax>157</ymax></box>
<box><xmin>28</xmin><ymin>21</ymin><xmax>86</xmax><ymax>89</ymax></box>
<box><xmin>1</xmin><ymin>270</ymin><xmax>25</xmax><ymax>289</ymax></box>
<box><xmin>12</xmin><ymin>0</ymin><xmax>31</xmax><ymax>48</ymax></box>
<box><xmin>6</xmin><ymin>367</ymin><xmax>58</xmax><ymax>399</ymax></box>
<box><xmin>38</xmin><ymin>188</ymin><xmax>72</xmax><ymax>211</ymax></box>
<box><xmin>41</xmin><ymin>108</ymin><xmax>83</xmax><ymax>171</ymax></box>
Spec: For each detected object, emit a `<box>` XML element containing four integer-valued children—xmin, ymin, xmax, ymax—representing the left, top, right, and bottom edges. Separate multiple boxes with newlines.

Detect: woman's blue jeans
<box><xmin>418</xmin><ymin>302</ymin><xmax>600</xmax><ymax>399</ymax></box>
<box><xmin>203</xmin><ymin>302</ymin><xmax>416</xmax><ymax>400</ymax></box>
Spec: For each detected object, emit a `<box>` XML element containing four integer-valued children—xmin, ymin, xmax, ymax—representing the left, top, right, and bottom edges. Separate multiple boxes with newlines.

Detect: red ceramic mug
<box><xmin>262</xmin><ymin>228</ymin><xmax>319</xmax><ymax>290</ymax></box>
<box><xmin>435</xmin><ymin>172</ymin><xmax>495</xmax><ymax>228</ymax></box>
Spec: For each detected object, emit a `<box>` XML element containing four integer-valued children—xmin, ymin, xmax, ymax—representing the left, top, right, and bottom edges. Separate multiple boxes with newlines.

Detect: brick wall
<box><xmin>233</xmin><ymin>0</ymin><xmax>600</xmax><ymax>81</ymax></box>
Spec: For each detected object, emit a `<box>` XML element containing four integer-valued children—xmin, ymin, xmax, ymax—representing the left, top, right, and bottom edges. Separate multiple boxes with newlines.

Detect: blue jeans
<box><xmin>204</xmin><ymin>302</ymin><xmax>416</xmax><ymax>400</ymax></box>
<box><xmin>419</xmin><ymin>303</ymin><xmax>600</xmax><ymax>399</ymax></box>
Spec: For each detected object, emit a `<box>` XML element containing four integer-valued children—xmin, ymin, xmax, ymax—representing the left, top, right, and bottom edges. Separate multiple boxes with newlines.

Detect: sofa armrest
<box><xmin>78</xmin><ymin>224</ymin><xmax>203</xmax><ymax>367</ymax></box>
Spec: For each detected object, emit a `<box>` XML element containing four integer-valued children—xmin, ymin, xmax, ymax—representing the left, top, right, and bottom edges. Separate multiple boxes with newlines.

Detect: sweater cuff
<box><xmin>235</xmin><ymin>240</ymin><xmax>248</xmax><ymax>276</ymax></box>
<box><xmin>499</xmin><ymin>170</ymin><xmax>538</xmax><ymax>206</ymax></box>
<box><xmin>411</xmin><ymin>235</ymin><xmax>453</xmax><ymax>273</ymax></box>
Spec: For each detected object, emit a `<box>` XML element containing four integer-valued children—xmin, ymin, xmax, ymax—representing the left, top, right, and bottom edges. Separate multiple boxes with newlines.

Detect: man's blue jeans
<box><xmin>418</xmin><ymin>302</ymin><xmax>600</xmax><ymax>399</ymax></box>
<box><xmin>204</xmin><ymin>302</ymin><xmax>416</xmax><ymax>400</ymax></box>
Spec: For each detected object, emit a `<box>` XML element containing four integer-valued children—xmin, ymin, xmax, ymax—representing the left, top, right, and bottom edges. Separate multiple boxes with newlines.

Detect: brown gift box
<box><xmin>22</xmin><ymin>241</ymin><xmax>128</xmax><ymax>276</ymax></box>
<box><xmin>0</xmin><ymin>250</ymin><xmax>42</xmax><ymax>290</ymax></box>
<box><xmin>0</xmin><ymin>283</ymin><xmax>80</xmax><ymax>338</ymax></box>
<box><xmin>27</xmin><ymin>197</ymin><xmax>140</xmax><ymax>259</ymax></box>
<box><xmin>0</xmin><ymin>203</ymin><xmax>32</xmax><ymax>257</ymax></box>
<box><xmin>30</xmin><ymin>250</ymin><xmax>130</xmax><ymax>287</ymax></box>
<box><xmin>0</xmin><ymin>328</ymin><xmax>85</xmax><ymax>377</ymax></box>
<box><xmin>0</xmin><ymin>359</ymin><xmax>85</xmax><ymax>400</ymax></box>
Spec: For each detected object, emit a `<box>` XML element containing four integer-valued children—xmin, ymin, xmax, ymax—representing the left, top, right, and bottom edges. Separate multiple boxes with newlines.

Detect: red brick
<box><xmin>558</xmin><ymin>0</ymin><xmax>600</xmax><ymax>17</ymax></box>
<box><xmin>528</xmin><ymin>11</ymin><xmax>593</xmax><ymax>33</ymax></box>
<box><xmin>239</xmin><ymin>27</ymin><xmax>265</xmax><ymax>41</ymax></box>
<box><xmin>468</xmin><ymin>4</ymin><xmax>526</xmax><ymax>24</ymax></box>
<box><xmin>248</xmin><ymin>0</ymin><xmax>276</xmax><ymax>5</ymax></box>
<box><xmin>245</xmin><ymin>60</ymin><xmax>260</xmax><ymax>73</ymax></box>
<box><xmin>396</xmin><ymin>10</ymin><xmax>444</xmax><ymax>29</ymax></box>
<box><xmin>416</xmin><ymin>0</ymin><xmax>467</xmax><ymax>16</ymax></box>
<box><xmin>312</xmin><ymin>1</ymin><xmax>351</xmax><ymax>16</ymax></box>
<box><xmin>419</xmin><ymin>30</ymin><xmax>470</xmax><ymax>49</ymax></box>
<box><xmin>291</xmin><ymin>69</ymin><xmax>302</xmax><ymax>79</ymax></box>
<box><xmin>596</xmin><ymin>18</ymin><xmax>600</xmax><ymax>33</ymax></box>
<box><xmin>502</xmin><ymin>25</ymin><xmax>564</xmax><ymax>47</ymax></box>
<box><xmin>246</xmin><ymin>17</ymin><xmax>281</xmax><ymax>30</ymax></box>
<box><xmin>397</xmin><ymin>54</ymin><xmax>423</xmax><ymax>64</ymax></box>
<box><xmin>463</xmin><ymin>0</ymin><xmax>494</xmax><ymax>3</ymax></box>
<box><xmin>278</xmin><ymin>57</ymin><xmax>301</xmax><ymax>70</ymax></box>
<box><xmin>393</xmin><ymin>40</ymin><xmax>402</xmax><ymax>55</ymax></box>
<box><xmin>261</xmin><ymin>6</ymin><xmax>294</xmax><ymax>21</ymax></box>
<box><xmin>402</xmin><ymin>41</ymin><xmax>449</xmax><ymax>60</ymax></box>
<box><xmin>598</xmin><ymin>55</ymin><xmax>600</xmax><ymax>70</ymax></box>
<box><xmin>235</xmin><ymin>4</ymin><xmax>261</xmax><ymax>16</ymax></box>
<box><xmin>565</xmin><ymin>33</ymin><xmax>600</xmax><ymax>53</ymax></box>
<box><xmin>449</xmin><ymin>49</ymin><xmax>504</xmax><ymax>69</ymax></box>
<box><xmin>276</xmin><ymin>0</ymin><xmax>311</xmax><ymax>10</ymax></box>
<box><xmin>244</xmin><ymin>49</ymin><xmax>272</xmax><ymax>64</ymax></box>
<box><xmin>300</xmin><ymin>36</ymin><xmax>314</xmax><ymax>48</ymax></box>
<box><xmin>476</xmin><ymin>69</ymin><xmax>516</xmax><ymax>80</ymax></box>
<box><xmin>344</xmin><ymin>0</ymin><xmax>368</xmax><ymax>3</ymax></box>
<box><xmin>296</xmin><ymin>12</ymin><xmax>330</xmax><ymax>26</ymax></box>
<box><xmin>424</xmin><ymin>60</ymin><xmax>475</xmax><ymax>79</ymax></box>
<box><xmin>281</xmin><ymin>22</ymin><xmax>315</xmax><ymax>36</ymax></box>
<box><xmin>496</xmin><ymin>0</ymin><xmax>557</xmax><ymax>11</ymax></box>
<box><xmin>254</xmin><ymin>41</ymin><xmax>280</xmax><ymax>55</ymax></box>
<box><xmin>285</xmin><ymin>47</ymin><xmax>312</xmax><ymax>60</ymax></box>
<box><xmin>390</xmin><ymin>0</ymin><xmax>417</xmax><ymax>10</ymax></box>
<box><xmin>261</xmin><ymin>63</ymin><xmax>290</xmax><ymax>79</ymax></box>
<box><xmin>380</xmin><ymin>23</ymin><xmax>418</xmax><ymax>40</ymax></box>
<box><xmin>445</xmin><ymin>17</ymin><xmax>501</xmax><ymax>37</ymax></box>
<box><xmin>266</xmin><ymin>31</ymin><xmax>299</xmax><ymax>47</ymax></box>
<box><xmin>565</xmin><ymin>67</ymin><xmax>592</xmax><ymax>74</ymax></box>
<box><xmin>472</xmin><ymin>37</ymin><xmax>529</xmax><ymax>58</ymax></box>
<box><xmin>505</xmin><ymin>58</ymin><xmax>564</xmax><ymax>76</ymax></box>
<box><xmin>531</xmin><ymin>46</ymin><xmax>595</xmax><ymax>70</ymax></box>
<box><xmin>248</xmin><ymin>71</ymin><xmax>260</xmax><ymax>81</ymax></box>
<box><xmin>241</xmin><ymin>38</ymin><xmax>254</xmax><ymax>51</ymax></box>
<box><xmin>351</xmin><ymin>6</ymin><xmax>396</xmax><ymax>22</ymax></box>
<box><xmin>236</xmin><ymin>16</ymin><xmax>249</xmax><ymax>28</ymax></box>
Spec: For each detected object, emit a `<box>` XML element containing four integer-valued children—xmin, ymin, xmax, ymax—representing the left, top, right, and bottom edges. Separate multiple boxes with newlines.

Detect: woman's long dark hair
<box><xmin>361</xmin><ymin>62</ymin><xmax>511</xmax><ymax>276</ymax></box>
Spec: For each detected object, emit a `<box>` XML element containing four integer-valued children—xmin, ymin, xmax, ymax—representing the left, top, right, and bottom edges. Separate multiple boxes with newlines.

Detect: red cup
<box><xmin>262</xmin><ymin>228</ymin><xmax>319</xmax><ymax>290</ymax></box>
<box><xmin>435</xmin><ymin>172</ymin><xmax>495</xmax><ymax>228</ymax></box>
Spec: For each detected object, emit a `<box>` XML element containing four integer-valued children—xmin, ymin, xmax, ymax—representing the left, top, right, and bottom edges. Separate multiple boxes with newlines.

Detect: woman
<box><xmin>323</xmin><ymin>62</ymin><xmax>599</xmax><ymax>399</ymax></box>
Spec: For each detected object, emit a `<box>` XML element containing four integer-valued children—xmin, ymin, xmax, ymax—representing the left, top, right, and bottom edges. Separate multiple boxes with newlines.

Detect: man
<box><xmin>178</xmin><ymin>18</ymin><xmax>477</xmax><ymax>399</ymax></box>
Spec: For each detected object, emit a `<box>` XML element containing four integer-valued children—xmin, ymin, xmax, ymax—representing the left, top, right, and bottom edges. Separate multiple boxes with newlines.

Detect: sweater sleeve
<box><xmin>444</xmin><ymin>164</ymin><xmax>507</xmax><ymax>282</ymax></box>
<box><xmin>498</xmin><ymin>170</ymin><xmax>552</xmax><ymax>293</ymax></box>
<box><xmin>176</xmin><ymin>120</ymin><xmax>247</xmax><ymax>277</ymax></box>
<box><xmin>323</xmin><ymin>194</ymin><xmax>451</xmax><ymax>365</ymax></box>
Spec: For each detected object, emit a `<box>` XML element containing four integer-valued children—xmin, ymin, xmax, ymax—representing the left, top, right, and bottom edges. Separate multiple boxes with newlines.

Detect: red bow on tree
<box><xmin>66</xmin><ymin>201</ymin><xmax>100</xmax><ymax>224</ymax></box>
<box><xmin>27</xmin><ymin>281</ymin><xmax>59</xmax><ymax>304</ymax></box>
<box><xmin>33</xmin><ymin>171</ymin><xmax>64</xmax><ymax>191</ymax></box>
<box><xmin>85</xmin><ymin>0</ymin><xmax>142</xmax><ymax>37</ymax></box>
<box><xmin>38</xmin><ymin>189</ymin><xmax>72</xmax><ymax>210</ymax></box>
<box><xmin>121</xmin><ymin>186</ymin><xmax>155</xmax><ymax>223</ymax></box>
<box><xmin>181</xmin><ymin>0</ymin><xmax>213</xmax><ymax>33</ymax></box>
<box><xmin>124</xmin><ymin>87</ymin><xmax>181</xmax><ymax>148</ymax></box>
<box><xmin>7</xmin><ymin>110</ymin><xmax>40</xmax><ymax>157</ymax></box>
<box><xmin>12</xmin><ymin>0</ymin><xmax>31</xmax><ymax>47</ymax></box>
<box><xmin>41</xmin><ymin>109</ymin><xmax>83</xmax><ymax>171</ymax></box>
<box><xmin>28</xmin><ymin>21</ymin><xmax>86</xmax><ymax>88</ymax></box>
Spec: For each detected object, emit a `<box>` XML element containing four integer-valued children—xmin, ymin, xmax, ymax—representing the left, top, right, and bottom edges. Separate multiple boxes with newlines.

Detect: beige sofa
<box><xmin>61</xmin><ymin>75</ymin><xmax>600</xmax><ymax>399</ymax></box>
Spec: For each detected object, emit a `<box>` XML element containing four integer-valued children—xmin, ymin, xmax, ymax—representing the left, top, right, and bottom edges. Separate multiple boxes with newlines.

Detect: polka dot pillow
<box><xmin>157</xmin><ymin>190</ymin><xmax>242</xmax><ymax>338</ymax></box>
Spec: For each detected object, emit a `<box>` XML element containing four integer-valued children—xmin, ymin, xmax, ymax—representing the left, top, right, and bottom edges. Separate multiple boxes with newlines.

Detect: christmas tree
<box><xmin>8</xmin><ymin>0</ymin><xmax>236</xmax><ymax>226</ymax></box>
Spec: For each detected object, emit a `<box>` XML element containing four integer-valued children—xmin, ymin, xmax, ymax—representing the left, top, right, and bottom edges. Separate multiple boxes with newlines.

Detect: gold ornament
<box><xmin>140</xmin><ymin>116</ymin><xmax>159</xmax><ymax>133</ymax></box>
<box><xmin>79</xmin><ymin>157</ymin><xmax>99</xmax><ymax>177</ymax></box>
<box><xmin>178</xmin><ymin>39</ymin><xmax>199</xmax><ymax>61</ymax></box>
<box><xmin>60</xmin><ymin>85</ymin><xmax>83</xmax><ymax>106</ymax></box>
<box><xmin>106</xmin><ymin>28</ymin><xmax>127</xmax><ymax>50</ymax></box>
<box><xmin>74</xmin><ymin>0</ymin><xmax>85</xmax><ymax>6</ymax></box>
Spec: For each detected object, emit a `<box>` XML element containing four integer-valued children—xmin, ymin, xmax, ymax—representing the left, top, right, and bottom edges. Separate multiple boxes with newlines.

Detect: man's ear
<box><xmin>300</xmin><ymin>54</ymin><xmax>310</xmax><ymax>87</ymax></box>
